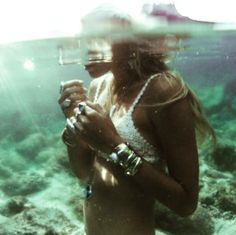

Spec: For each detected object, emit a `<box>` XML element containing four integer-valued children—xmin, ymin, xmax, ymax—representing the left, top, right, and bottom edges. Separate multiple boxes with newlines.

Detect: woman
<box><xmin>58</xmin><ymin>40</ymin><xmax>214</xmax><ymax>235</ymax></box>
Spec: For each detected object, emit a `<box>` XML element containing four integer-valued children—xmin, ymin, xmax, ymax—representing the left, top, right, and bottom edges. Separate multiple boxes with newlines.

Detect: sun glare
<box><xmin>23</xmin><ymin>59</ymin><xmax>35</xmax><ymax>71</ymax></box>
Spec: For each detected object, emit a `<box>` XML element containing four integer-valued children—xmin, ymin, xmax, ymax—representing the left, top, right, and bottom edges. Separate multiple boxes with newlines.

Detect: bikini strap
<box><xmin>129</xmin><ymin>74</ymin><xmax>157</xmax><ymax>113</ymax></box>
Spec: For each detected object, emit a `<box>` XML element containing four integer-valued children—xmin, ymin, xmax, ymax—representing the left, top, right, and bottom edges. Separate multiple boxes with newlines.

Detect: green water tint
<box><xmin>0</xmin><ymin>23</ymin><xmax>236</xmax><ymax>234</ymax></box>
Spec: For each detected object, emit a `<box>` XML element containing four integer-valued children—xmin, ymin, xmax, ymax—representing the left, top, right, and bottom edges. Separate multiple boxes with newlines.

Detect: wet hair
<box><xmin>109</xmin><ymin>40</ymin><xmax>216</xmax><ymax>147</ymax></box>
<box><xmin>186</xmin><ymin>85</ymin><xmax>216</xmax><ymax>146</ymax></box>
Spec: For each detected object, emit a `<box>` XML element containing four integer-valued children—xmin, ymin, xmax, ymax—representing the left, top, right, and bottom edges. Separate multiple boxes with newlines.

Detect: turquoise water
<box><xmin>0</xmin><ymin>31</ymin><xmax>236</xmax><ymax>234</ymax></box>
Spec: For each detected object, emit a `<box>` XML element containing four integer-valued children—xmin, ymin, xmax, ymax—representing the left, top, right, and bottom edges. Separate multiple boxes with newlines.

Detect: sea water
<box><xmin>0</xmin><ymin>29</ymin><xmax>236</xmax><ymax>234</ymax></box>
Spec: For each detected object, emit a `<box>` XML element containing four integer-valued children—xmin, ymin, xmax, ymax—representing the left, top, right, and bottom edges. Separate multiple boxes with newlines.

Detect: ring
<box><xmin>78</xmin><ymin>102</ymin><xmax>86</xmax><ymax>115</ymax></box>
<box><xmin>61</xmin><ymin>98</ymin><xmax>71</xmax><ymax>108</ymax></box>
<box><xmin>66</xmin><ymin>117</ymin><xmax>76</xmax><ymax>134</ymax></box>
<box><xmin>74</xmin><ymin>102</ymin><xmax>86</xmax><ymax>118</ymax></box>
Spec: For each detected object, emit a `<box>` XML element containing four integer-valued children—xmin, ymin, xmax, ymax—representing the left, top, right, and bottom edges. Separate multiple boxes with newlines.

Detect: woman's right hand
<box><xmin>58</xmin><ymin>80</ymin><xmax>87</xmax><ymax>118</ymax></box>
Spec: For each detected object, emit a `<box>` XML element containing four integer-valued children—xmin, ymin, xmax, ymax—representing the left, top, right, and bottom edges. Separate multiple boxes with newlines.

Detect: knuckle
<box><xmin>63</xmin><ymin>87</ymin><xmax>71</xmax><ymax>96</ymax></box>
<box><xmin>71</xmin><ymin>95</ymin><xmax>83</xmax><ymax>103</ymax></box>
<box><xmin>76</xmin><ymin>81</ymin><xmax>83</xmax><ymax>85</ymax></box>
<box><xmin>62</xmin><ymin>80</ymin><xmax>84</xmax><ymax>92</ymax></box>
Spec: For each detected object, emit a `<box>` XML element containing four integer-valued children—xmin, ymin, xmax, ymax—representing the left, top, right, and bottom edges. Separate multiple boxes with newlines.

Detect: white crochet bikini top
<box><xmin>94</xmin><ymin>73</ymin><xmax>163</xmax><ymax>165</ymax></box>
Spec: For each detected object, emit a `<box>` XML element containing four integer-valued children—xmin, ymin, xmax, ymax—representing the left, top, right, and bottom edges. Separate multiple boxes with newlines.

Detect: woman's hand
<box><xmin>58</xmin><ymin>80</ymin><xmax>87</xmax><ymax>118</ymax></box>
<box><xmin>72</xmin><ymin>101</ymin><xmax>123</xmax><ymax>154</ymax></box>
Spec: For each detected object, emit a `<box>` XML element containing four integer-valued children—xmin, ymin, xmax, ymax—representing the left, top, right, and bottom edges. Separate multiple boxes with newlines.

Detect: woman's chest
<box><xmin>95</xmin><ymin>84</ymin><xmax>161</xmax><ymax>151</ymax></box>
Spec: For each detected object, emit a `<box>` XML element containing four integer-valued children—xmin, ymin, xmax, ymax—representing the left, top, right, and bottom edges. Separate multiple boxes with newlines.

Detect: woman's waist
<box><xmin>84</xmin><ymin>193</ymin><xmax>155</xmax><ymax>223</ymax></box>
<box><xmin>84</xmin><ymin>181</ymin><xmax>155</xmax><ymax>235</ymax></box>
<box><xmin>90</xmin><ymin>180</ymin><xmax>150</xmax><ymax>203</ymax></box>
<box><xmin>91</xmin><ymin>158</ymin><xmax>155</xmax><ymax>200</ymax></box>
<box><xmin>84</xmin><ymin>205</ymin><xmax>155</xmax><ymax>235</ymax></box>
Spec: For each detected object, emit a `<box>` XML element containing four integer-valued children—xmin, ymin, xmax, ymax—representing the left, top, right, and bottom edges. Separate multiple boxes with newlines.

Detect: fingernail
<box><xmin>60</xmin><ymin>81</ymin><xmax>65</xmax><ymax>93</ymax></box>
<box><xmin>70</xmin><ymin>116</ymin><xmax>77</xmax><ymax>124</ymax></box>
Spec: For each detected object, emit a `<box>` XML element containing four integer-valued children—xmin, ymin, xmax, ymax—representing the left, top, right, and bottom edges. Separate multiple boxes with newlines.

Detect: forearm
<box><xmin>133</xmin><ymin>161</ymin><xmax>198</xmax><ymax>216</ymax></box>
<box><xmin>67</xmin><ymin>144</ymin><xmax>94</xmax><ymax>181</ymax></box>
<box><xmin>62</xmin><ymin>129</ymin><xmax>94</xmax><ymax>181</ymax></box>
<box><xmin>107</xmin><ymin>142</ymin><xmax>198</xmax><ymax>216</ymax></box>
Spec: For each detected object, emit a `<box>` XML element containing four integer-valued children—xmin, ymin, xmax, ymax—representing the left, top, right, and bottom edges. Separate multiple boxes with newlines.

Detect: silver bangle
<box><xmin>124</xmin><ymin>155</ymin><xmax>142</xmax><ymax>176</ymax></box>
<box><xmin>108</xmin><ymin>143</ymin><xmax>143</xmax><ymax>176</ymax></box>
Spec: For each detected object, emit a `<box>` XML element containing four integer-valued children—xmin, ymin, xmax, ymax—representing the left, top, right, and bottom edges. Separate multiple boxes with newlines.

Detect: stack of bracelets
<box><xmin>108</xmin><ymin>143</ymin><xmax>143</xmax><ymax>176</ymax></box>
<box><xmin>62</xmin><ymin>129</ymin><xmax>143</xmax><ymax>176</ymax></box>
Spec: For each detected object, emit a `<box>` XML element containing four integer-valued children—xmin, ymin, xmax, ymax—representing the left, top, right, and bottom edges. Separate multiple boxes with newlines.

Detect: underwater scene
<box><xmin>0</xmin><ymin>3</ymin><xmax>236</xmax><ymax>235</ymax></box>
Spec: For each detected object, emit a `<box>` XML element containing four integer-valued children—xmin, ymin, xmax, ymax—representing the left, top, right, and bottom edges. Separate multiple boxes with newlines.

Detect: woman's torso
<box><xmin>84</xmin><ymin>74</ymin><xmax>166</xmax><ymax>235</ymax></box>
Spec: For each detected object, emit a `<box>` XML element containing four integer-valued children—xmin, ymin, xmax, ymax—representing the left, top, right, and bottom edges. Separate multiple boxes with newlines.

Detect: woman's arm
<box><xmin>71</xmin><ymin>76</ymin><xmax>199</xmax><ymax>215</ymax></box>
<box><xmin>64</xmin><ymin>131</ymin><xmax>95</xmax><ymax>181</ymax></box>
<box><xmin>133</xmin><ymin>97</ymin><xmax>199</xmax><ymax>217</ymax></box>
<box><xmin>59</xmin><ymin>79</ymin><xmax>100</xmax><ymax>181</ymax></box>
<box><xmin>74</xmin><ymin>96</ymin><xmax>198</xmax><ymax>215</ymax></box>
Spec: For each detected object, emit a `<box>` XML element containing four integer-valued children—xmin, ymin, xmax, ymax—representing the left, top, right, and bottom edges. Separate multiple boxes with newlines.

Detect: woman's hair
<box><xmin>185</xmin><ymin>84</ymin><xmax>216</xmax><ymax>147</ymax></box>
<box><xmin>109</xmin><ymin>39</ymin><xmax>216</xmax><ymax>147</ymax></box>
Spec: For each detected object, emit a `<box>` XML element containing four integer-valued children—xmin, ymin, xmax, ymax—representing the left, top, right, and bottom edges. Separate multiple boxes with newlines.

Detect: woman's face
<box><xmin>111</xmin><ymin>58</ymin><xmax>133</xmax><ymax>79</ymax></box>
<box><xmin>111</xmin><ymin>43</ymin><xmax>136</xmax><ymax>78</ymax></box>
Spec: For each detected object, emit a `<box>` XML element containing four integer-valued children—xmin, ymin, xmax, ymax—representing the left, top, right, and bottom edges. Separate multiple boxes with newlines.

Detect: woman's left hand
<box><xmin>72</xmin><ymin>101</ymin><xmax>123</xmax><ymax>153</ymax></box>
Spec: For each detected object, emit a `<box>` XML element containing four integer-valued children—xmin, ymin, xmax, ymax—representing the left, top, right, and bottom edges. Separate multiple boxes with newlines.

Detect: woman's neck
<box><xmin>111</xmin><ymin>73</ymin><xmax>146</xmax><ymax>105</ymax></box>
<box><xmin>112</xmin><ymin>73</ymin><xmax>134</xmax><ymax>100</ymax></box>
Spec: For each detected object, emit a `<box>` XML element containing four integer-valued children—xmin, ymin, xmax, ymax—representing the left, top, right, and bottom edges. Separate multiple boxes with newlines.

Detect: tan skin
<box><xmin>58</xmin><ymin>50</ymin><xmax>199</xmax><ymax>235</ymax></box>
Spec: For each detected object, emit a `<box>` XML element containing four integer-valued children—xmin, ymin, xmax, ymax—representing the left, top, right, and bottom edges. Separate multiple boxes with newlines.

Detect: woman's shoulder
<box><xmin>147</xmin><ymin>72</ymin><xmax>193</xmax><ymax>127</ymax></box>
<box><xmin>147</xmin><ymin>71</ymin><xmax>187</xmax><ymax>104</ymax></box>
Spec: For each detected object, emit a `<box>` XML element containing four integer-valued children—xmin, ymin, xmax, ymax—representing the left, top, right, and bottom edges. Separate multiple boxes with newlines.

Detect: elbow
<box><xmin>176</xmin><ymin>185</ymin><xmax>199</xmax><ymax>217</ymax></box>
<box><xmin>177</xmin><ymin>204</ymin><xmax>197</xmax><ymax>217</ymax></box>
<box><xmin>176</xmin><ymin>198</ymin><xmax>198</xmax><ymax>217</ymax></box>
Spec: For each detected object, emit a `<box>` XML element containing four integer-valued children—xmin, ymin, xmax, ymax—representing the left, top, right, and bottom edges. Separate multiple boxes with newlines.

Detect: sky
<box><xmin>0</xmin><ymin>0</ymin><xmax>236</xmax><ymax>43</ymax></box>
